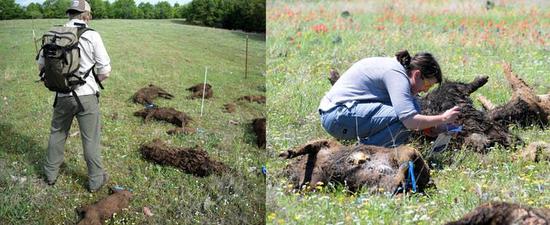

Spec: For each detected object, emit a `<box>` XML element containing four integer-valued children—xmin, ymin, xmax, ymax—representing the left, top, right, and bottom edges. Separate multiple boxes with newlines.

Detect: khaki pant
<box><xmin>44</xmin><ymin>94</ymin><xmax>105</xmax><ymax>190</ymax></box>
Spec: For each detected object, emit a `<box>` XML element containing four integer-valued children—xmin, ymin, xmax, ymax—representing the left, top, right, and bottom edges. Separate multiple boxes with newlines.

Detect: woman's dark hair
<box><xmin>396</xmin><ymin>50</ymin><xmax>442</xmax><ymax>83</ymax></box>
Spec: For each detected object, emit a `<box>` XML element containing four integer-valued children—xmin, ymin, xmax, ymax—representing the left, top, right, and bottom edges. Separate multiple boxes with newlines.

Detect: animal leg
<box><xmin>465</xmin><ymin>76</ymin><xmax>488</xmax><ymax>94</ymax></box>
<box><xmin>279</xmin><ymin>139</ymin><xmax>339</xmax><ymax>159</ymax></box>
<box><xmin>159</xmin><ymin>92</ymin><xmax>174</xmax><ymax>99</ymax></box>
<box><xmin>477</xmin><ymin>95</ymin><xmax>496</xmax><ymax>110</ymax></box>
<box><xmin>144</xmin><ymin>112</ymin><xmax>153</xmax><ymax>123</ymax></box>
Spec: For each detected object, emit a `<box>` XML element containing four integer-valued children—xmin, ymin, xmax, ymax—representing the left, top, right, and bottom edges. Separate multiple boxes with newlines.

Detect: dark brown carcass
<box><xmin>445</xmin><ymin>202</ymin><xmax>550</xmax><ymax>225</ymax></box>
<box><xmin>419</xmin><ymin>76</ymin><xmax>521</xmax><ymax>152</ymax></box>
<box><xmin>139</xmin><ymin>139</ymin><xmax>229</xmax><ymax>177</ymax></box>
<box><xmin>133</xmin><ymin>107</ymin><xmax>194</xmax><ymax>134</ymax></box>
<box><xmin>132</xmin><ymin>84</ymin><xmax>174</xmax><ymax>105</ymax></box>
<box><xmin>237</xmin><ymin>95</ymin><xmax>266</xmax><ymax>104</ymax></box>
<box><xmin>187</xmin><ymin>83</ymin><xmax>213</xmax><ymax>99</ymax></box>
<box><xmin>252</xmin><ymin>118</ymin><xmax>266</xmax><ymax>148</ymax></box>
<box><xmin>477</xmin><ymin>63</ymin><xmax>550</xmax><ymax>127</ymax></box>
<box><xmin>77</xmin><ymin>189</ymin><xmax>133</xmax><ymax>225</ymax></box>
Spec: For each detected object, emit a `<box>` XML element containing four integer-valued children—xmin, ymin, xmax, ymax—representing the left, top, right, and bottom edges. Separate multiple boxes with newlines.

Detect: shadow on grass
<box><xmin>0</xmin><ymin>122</ymin><xmax>44</xmax><ymax>172</ymax></box>
<box><xmin>0</xmin><ymin>122</ymin><xmax>87</xmax><ymax>188</ymax></box>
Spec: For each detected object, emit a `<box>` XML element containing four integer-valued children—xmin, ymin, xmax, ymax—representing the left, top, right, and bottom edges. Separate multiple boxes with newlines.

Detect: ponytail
<box><xmin>395</xmin><ymin>50</ymin><xmax>442</xmax><ymax>83</ymax></box>
<box><xmin>395</xmin><ymin>50</ymin><xmax>412</xmax><ymax>70</ymax></box>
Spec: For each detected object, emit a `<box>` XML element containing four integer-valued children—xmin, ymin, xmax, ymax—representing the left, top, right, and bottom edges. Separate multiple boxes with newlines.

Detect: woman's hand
<box><xmin>441</xmin><ymin>106</ymin><xmax>460</xmax><ymax>123</ymax></box>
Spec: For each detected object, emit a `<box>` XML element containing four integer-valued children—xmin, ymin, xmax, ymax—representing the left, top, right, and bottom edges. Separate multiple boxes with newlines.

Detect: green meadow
<box><xmin>267</xmin><ymin>0</ymin><xmax>549</xmax><ymax>224</ymax></box>
<box><xmin>0</xmin><ymin>19</ymin><xmax>265</xmax><ymax>224</ymax></box>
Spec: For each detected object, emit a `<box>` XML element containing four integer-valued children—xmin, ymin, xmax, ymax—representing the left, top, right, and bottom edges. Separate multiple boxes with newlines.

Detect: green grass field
<box><xmin>266</xmin><ymin>0</ymin><xmax>549</xmax><ymax>224</ymax></box>
<box><xmin>0</xmin><ymin>19</ymin><xmax>265</xmax><ymax>224</ymax></box>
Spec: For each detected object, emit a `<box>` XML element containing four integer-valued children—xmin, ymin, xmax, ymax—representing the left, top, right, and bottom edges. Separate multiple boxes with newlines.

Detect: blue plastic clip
<box><xmin>145</xmin><ymin>103</ymin><xmax>155</xmax><ymax>109</ymax></box>
<box><xmin>408</xmin><ymin>161</ymin><xmax>417</xmax><ymax>193</ymax></box>
<box><xmin>261</xmin><ymin>165</ymin><xmax>267</xmax><ymax>175</ymax></box>
<box><xmin>446</xmin><ymin>124</ymin><xmax>463</xmax><ymax>133</ymax></box>
<box><xmin>112</xmin><ymin>185</ymin><xmax>133</xmax><ymax>193</ymax></box>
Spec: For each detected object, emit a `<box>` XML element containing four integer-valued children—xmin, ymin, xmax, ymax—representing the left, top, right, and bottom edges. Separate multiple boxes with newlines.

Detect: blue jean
<box><xmin>320</xmin><ymin>102</ymin><xmax>411</xmax><ymax>147</ymax></box>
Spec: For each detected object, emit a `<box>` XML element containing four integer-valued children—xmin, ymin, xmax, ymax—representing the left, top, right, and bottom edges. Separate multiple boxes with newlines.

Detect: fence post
<box><xmin>245</xmin><ymin>35</ymin><xmax>249</xmax><ymax>79</ymax></box>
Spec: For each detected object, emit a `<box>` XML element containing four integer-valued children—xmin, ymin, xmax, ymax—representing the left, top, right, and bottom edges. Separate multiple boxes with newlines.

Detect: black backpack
<box><xmin>36</xmin><ymin>25</ymin><xmax>103</xmax><ymax>111</ymax></box>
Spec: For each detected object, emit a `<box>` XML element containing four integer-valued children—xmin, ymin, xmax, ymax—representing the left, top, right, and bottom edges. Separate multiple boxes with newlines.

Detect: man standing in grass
<box><xmin>37</xmin><ymin>0</ymin><xmax>111</xmax><ymax>192</ymax></box>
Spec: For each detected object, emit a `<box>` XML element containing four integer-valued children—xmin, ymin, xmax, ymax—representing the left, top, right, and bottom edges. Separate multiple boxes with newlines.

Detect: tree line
<box><xmin>0</xmin><ymin>0</ymin><xmax>265</xmax><ymax>32</ymax></box>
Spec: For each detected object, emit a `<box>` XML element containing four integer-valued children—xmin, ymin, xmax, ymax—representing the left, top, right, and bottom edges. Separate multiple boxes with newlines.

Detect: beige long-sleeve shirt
<box><xmin>37</xmin><ymin>19</ymin><xmax>111</xmax><ymax>97</ymax></box>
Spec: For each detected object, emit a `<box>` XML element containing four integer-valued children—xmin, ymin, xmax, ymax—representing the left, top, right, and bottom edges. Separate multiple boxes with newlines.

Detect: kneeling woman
<box><xmin>319</xmin><ymin>50</ymin><xmax>460</xmax><ymax>147</ymax></box>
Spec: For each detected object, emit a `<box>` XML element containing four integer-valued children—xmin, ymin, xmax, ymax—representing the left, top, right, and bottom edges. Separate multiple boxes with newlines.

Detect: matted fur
<box><xmin>187</xmin><ymin>83</ymin><xmax>213</xmax><ymax>99</ymax></box>
<box><xmin>139</xmin><ymin>139</ymin><xmax>229</xmax><ymax>177</ymax></box>
<box><xmin>445</xmin><ymin>202</ymin><xmax>550</xmax><ymax>225</ymax></box>
<box><xmin>519</xmin><ymin>141</ymin><xmax>550</xmax><ymax>162</ymax></box>
<box><xmin>252</xmin><ymin>118</ymin><xmax>266</xmax><ymax>148</ymax></box>
<box><xmin>280</xmin><ymin>139</ymin><xmax>430</xmax><ymax>193</ymax></box>
<box><xmin>131</xmin><ymin>84</ymin><xmax>174</xmax><ymax>105</ymax></box>
<box><xmin>328</xmin><ymin>68</ymin><xmax>340</xmax><ymax>86</ymax></box>
<box><xmin>478</xmin><ymin>63</ymin><xmax>550</xmax><ymax>127</ymax></box>
<box><xmin>77</xmin><ymin>189</ymin><xmax>133</xmax><ymax>225</ymax></box>
<box><xmin>237</xmin><ymin>95</ymin><xmax>266</xmax><ymax>104</ymax></box>
<box><xmin>133</xmin><ymin>107</ymin><xmax>193</xmax><ymax>134</ymax></box>
<box><xmin>223</xmin><ymin>103</ymin><xmax>237</xmax><ymax>113</ymax></box>
<box><xmin>419</xmin><ymin>76</ymin><xmax>520</xmax><ymax>152</ymax></box>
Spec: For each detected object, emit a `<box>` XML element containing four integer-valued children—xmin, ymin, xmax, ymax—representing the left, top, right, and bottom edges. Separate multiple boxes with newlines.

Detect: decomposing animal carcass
<box><xmin>518</xmin><ymin>141</ymin><xmax>550</xmax><ymax>162</ymax></box>
<box><xmin>237</xmin><ymin>95</ymin><xmax>266</xmax><ymax>104</ymax></box>
<box><xmin>223</xmin><ymin>103</ymin><xmax>237</xmax><ymax>113</ymax></box>
<box><xmin>77</xmin><ymin>189</ymin><xmax>133</xmax><ymax>225</ymax></box>
<box><xmin>280</xmin><ymin>139</ymin><xmax>430</xmax><ymax>193</ymax></box>
<box><xmin>252</xmin><ymin>118</ymin><xmax>266</xmax><ymax>148</ymax></box>
<box><xmin>477</xmin><ymin>63</ymin><xmax>550</xmax><ymax>127</ymax></box>
<box><xmin>139</xmin><ymin>139</ymin><xmax>229</xmax><ymax>177</ymax></box>
<box><xmin>133</xmin><ymin>107</ymin><xmax>194</xmax><ymax>135</ymax></box>
<box><xmin>132</xmin><ymin>84</ymin><xmax>174</xmax><ymax>105</ymax></box>
<box><xmin>445</xmin><ymin>202</ymin><xmax>550</xmax><ymax>225</ymax></box>
<box><xmin>328</xmin><ymin>68</ymin><xmax>340</xmax><ymax>86</ymax></box>
<box><xmin>419</xmin><ymin>76</ymin><xmax>520</xmax><ymax>152</ymax></box>
<box><xmin>187</xmin><ymin>83</ymin><xmax>213</xmax><ymax>99</ymax></box>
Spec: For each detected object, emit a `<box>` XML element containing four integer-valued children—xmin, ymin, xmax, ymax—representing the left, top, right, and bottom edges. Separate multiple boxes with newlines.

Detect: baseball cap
<box><xmin>66</xmin><ymin>0</ymin><xmax>91</xmax><ymax>14</ymax></box>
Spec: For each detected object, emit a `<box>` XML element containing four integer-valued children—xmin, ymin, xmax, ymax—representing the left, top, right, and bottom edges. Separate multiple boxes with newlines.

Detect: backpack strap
<box><xmin>82</xmin><ymin>65</ymin><xmax>104</xmax><ymax>90</ymax></box>
<box><xmin>76</xmin><ymin>27</ymin><xmax>104</xmax><ymax>90</ymax></box>
<box><xmin>72</xmin><ymin>91</ymin><xmax>85</xmax><ymax>113</ymax></box>
<box><xmin>53</xmin><ymin>92</ymin><xmax>58</xmax><ymax>108</ymax></box>
<box><xmin>68</xmin><ymin>26</ymin><xmax>91</xmax><ymax>113</ymax></box>
<box><xmin>77</xmin><ymin>27</ymin><xmax>94</xmax><ymax>39</ymax></box>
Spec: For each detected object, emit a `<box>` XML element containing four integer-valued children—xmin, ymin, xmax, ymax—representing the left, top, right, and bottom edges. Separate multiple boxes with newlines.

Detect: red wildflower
<box><xmin>312</xmin><ymin>24</ymin><xmax>328</xmax><ymax>33</ymax></box>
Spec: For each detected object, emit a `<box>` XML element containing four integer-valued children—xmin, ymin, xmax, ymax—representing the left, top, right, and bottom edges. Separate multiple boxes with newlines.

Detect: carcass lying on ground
<box><xmin>518</xmin><ymin>141</ymin><xmax>550</xmax><ymax>162</ymax></box>
<box><xmin>252</xmin><ymin>118</ymin><xmax>266</xmax><ymax>149</ymax></box>
<box><xmin>139</xmin><ymin>139</ymin><xmax>230</xmax><ymax>177</ymax></box>
<box><xmin>419</xmin><ymin>76</ymin><xmax>521</xmax><ymax>152</ymax></box>
<box><xmin>328</xmin><ymin>68</ymin><xmax>340</xmax><ymax>86</ymax></box>
<box><xmin>280</xmin><ymin>139</ymin><xmax>430</xmax><ymax>193</ymax></box>
<box><xmin>77</xmin><ymin>189</ymin><xmax>133</xmax><ymax>225</ymax></box>
<box><xmin>131</xmin><ymin>84</ymin><xmax>174</xmax><ymax>105</ymax></box>
<box><xmin>477</xmin><ymin>63</ymin><xmax>550</xmax><ymax>127</ymax></box>
<box><xmin>445</xmin><ymin>202</ymin><xmax>550</xmax><ymax>225</ymax></box>
<box><xmin>187</xmin><ymin>83</ymin><xmax>213</xmax><ymax>99</ymax></box>
<box><xmin>237</xmin><ymin>95</ymin><xmax>266</xmax><ymax>104</ymax></box>
<box><xmin>133</xmin><ymin>107</ymin><xmax>194</xmax><ymax>135</ymax></box>
<box><xmin>223</xmin><ymin>102</ymin><xmax>237</xmax><ymax>113</ymax></box>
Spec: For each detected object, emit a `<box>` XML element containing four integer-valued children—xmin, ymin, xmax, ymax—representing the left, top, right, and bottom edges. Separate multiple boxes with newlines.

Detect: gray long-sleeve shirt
<box><xmin>319</xmin><ymin>57</ymin><xmax>420</xmax><ymax>121</ymax></box>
